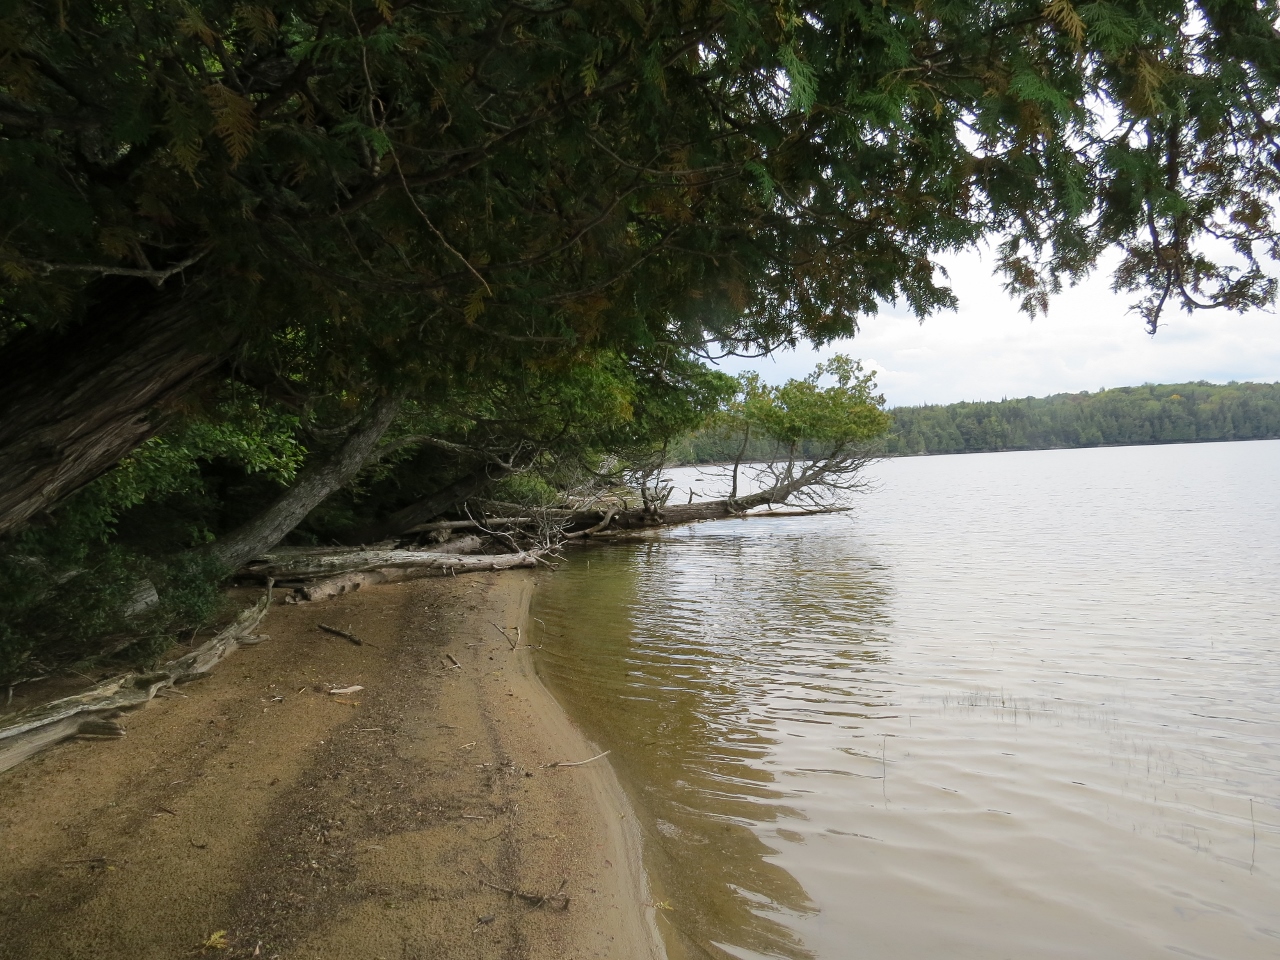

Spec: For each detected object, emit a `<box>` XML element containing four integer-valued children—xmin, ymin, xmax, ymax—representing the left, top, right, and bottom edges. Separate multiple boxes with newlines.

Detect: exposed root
<box><xmin>0</xmin><ymin>583</ymin><xmax>273</xmax><ymax>774</ymax></box>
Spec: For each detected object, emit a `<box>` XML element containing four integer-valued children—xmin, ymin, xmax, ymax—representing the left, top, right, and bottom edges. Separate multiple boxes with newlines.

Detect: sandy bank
<box><xmin>0</xmin><ymin>572</ymin><xmax>662</xmax><ymax>960</ymax></box>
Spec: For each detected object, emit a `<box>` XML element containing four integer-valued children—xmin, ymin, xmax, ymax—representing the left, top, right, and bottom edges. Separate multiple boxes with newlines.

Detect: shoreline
<box><xmin>0</xmin><ymin>572</ymin><xmax>662</xmax><ymax>960</ymax></box>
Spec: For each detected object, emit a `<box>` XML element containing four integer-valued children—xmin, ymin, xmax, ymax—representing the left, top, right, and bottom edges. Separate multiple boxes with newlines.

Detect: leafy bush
<box><xmin>0</xmin><ymin>387</ymin><xmax>304</xmax><ymax>685</ymax></box>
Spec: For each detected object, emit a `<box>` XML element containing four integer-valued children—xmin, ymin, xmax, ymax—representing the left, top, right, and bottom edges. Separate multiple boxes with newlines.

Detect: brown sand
<box><xmin>0</xmin><ymin>572</ymin><xmax>662</xmax><ymax>960</ymax></box>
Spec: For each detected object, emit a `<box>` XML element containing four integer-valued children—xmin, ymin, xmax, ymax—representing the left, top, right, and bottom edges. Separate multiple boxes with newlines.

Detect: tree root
<box><xmin>0</xmin><ymin>583</ymin><xmax>273</xmax><ymax>774</ymax></box>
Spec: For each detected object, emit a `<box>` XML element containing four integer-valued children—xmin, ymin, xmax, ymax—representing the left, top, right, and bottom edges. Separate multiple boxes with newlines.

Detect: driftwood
<box><xmin>0</xmin><ymin>584</ymin><xmax>273</xmax><ymax>774</ymax></box>
<box><xmin>245</xmin><ymin>543</ymin><xmax>549</xmax><ymax>583</ymax></box>
<box><xmin>542</xmin><ymin>749</ymin><xmax>611</xmax><ymax>769</ymax></box>
<box><xmin>297</xmin><ymin>570</ymin><xmax>394</xmax><ymax>602</ymax></box>
<box><xmin>458</xmin><ymin>470</ymin><xmax>857</xmax><ymax>543</ymax></box>
<box><xmin>287</xmin><ymin>536</ymin><xmax>485</xmax><ymax>601</ymax></box>
<box><xmin>599</xmin><ymin>474</ymin><xmax>846</xmax><ymax>529</ymax></box>
<box><xmin>396</xmin><ymin>487</ymin><xmax>840</xmax><ymax>548</ymax></box>
<box><xmin>293</xmin><ymin>560</ymin><xmax>524</xmax><ymax>599</ymax></box>
<box><xmin>540</xmin><ymin>495</ymin><xmax>848</xmax><ymax>541</ymax></box>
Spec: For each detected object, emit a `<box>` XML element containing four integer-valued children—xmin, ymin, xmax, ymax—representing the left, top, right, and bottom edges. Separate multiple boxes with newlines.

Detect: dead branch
<box><xmin>564</xmin><ymin>506</ymin><xmax>618</xmax><ymax>539</ymax></box>
<box><xmin>20</xmin><ymin>248</ymin><xmax>209</xmax><ymax>286</ymax></box>
<box><xmin>488</xmin><ymin>621</ymin><xmax>518</xmax><ymax>650</ymax></box>
<box><xmin>542</xmin><ymin>749</ymin><xmax>610</xmax><ymax>769</ymax></box>
<box><xmin>318</xmin><ymin>623</ymin><xmax>363</xmax><ymax>646</ymax></box>
<box><xmin>404</xmin><ymin>518</ymin><xmax>533</xmax><ymax>535</ymax></box>
<box><xmin>479</xmin><ymin>876</ymin><xmax>570</xmax><ymax>910</ymax></box>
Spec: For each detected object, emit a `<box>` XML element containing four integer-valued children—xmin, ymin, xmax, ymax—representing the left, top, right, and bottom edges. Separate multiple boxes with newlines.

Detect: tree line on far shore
<box><xmin>884</xmin><ymin>381</ymin><xmax>1280</xmax><ymax>455</ymax></box>
<box><xmin>673</xmin><ymin>381</ymin><xmax>1280</xmax><ymax>462</ymax></box>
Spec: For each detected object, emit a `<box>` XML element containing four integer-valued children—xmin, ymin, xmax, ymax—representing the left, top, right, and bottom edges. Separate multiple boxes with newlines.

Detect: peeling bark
<box><xmin>0</xmin><ymin>280</ymin><xmax>237</xmax><ymax>537</ymax></box>
<box><xmin>242</xmin><ymin>544</ymin><xmax>549</xmax><ymax>581</ymax></box>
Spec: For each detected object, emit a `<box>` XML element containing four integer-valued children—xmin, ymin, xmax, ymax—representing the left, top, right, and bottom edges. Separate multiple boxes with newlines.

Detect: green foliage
<box><xmin>0</xmin><ymin>386</ymin><xmax>305</xmax><ymax>683</ymax></box>
<box><xmin>750</xmin><ymin>357</ymin><xmax>891</xmax><ymax>450</ymax></box>
<box><xmin>488</xmin><ymin>474</ymin><xmax>562</xmax><ymax>510</ymax></box>
<box><xmin>883</xmin><ymin>381</ymin><xmax>1280</xmax><ymax>455</ymax></box>
<box><xmin>682</xmin><ymin>356</ymin><xmax>891</xmax><ymax>465</ymax></box>
<box><xmin>0</xmin><ymin>535</ymin><xmax>228</xmax><ymax>685</ymax></box>
<box><xmin>5</xmin><ymin>0</ymin><xmax>1279</xmax><ymax>380</ymax></box>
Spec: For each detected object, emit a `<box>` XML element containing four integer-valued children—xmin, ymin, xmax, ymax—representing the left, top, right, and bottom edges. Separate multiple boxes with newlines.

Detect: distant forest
<box><xmin>673</xmin><ymin>381</ymin><xmax>1280</xmax><ymax>463</ymax></box>
<box><xmin>884</xmin><ymin>381</ymin><xmax>1280</xmax><ymax>455</ymax></box>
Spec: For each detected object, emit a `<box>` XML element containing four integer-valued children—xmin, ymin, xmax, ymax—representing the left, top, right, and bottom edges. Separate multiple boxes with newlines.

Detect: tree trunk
<box><xmin>0</xmin><ymin>280</ymin><xmax>237</xmax><ymax>538</ymax></box>
<box><xmin>207</xmin><ymin>395</ymin><xmax>404</xmax><ymax>572</ymax></box>
<box><xmin>729</xmin><ymin>423</ymin><xmax>750</xmax><ymax>502</ymax></box>
<box><xmin>571</xmin><ymin>468</ymin><xmax>841</xmax><ymax>532</ymax></box>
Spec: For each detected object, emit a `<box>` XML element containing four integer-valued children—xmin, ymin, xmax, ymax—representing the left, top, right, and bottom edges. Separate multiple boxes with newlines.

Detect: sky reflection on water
<box><xmin>533</xmin><ymin>440</ymin><xmax>1280</xmax><ymax>960</ymax></box>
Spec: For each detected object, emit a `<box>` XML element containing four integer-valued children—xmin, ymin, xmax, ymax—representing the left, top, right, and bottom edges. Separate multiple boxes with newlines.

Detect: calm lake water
<box><xmin>531</xmin><ymin>441</ymin><xmax>1280</xmax><ymax>960</ymax></box>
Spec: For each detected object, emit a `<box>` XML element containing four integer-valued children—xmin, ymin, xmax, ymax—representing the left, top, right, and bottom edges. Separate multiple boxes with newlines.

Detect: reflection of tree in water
<box><xmin>532</xmin><ymin>527</ymin><xmax>892</xmax><ymax>960</ymax></box>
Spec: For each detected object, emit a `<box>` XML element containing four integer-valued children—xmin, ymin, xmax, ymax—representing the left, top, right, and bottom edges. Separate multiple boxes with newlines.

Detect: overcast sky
<box><xmin>715</xmin><ymin>247</ymin><xmax>1280</xmax><ymax>408</ymax></box>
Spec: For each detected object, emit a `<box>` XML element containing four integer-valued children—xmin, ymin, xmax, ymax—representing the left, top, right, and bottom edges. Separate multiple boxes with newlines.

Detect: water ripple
<box><xmin>534</xmin><ymin>441</ymin><xmax>1280</xmax><ymax>960</ymax></box>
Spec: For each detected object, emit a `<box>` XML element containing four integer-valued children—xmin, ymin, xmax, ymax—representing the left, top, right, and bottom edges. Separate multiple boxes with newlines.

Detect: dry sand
<box><xmin>0</xmin><ymin>572</ymin><xmax>663</xmax><ymax>960</ymax></box>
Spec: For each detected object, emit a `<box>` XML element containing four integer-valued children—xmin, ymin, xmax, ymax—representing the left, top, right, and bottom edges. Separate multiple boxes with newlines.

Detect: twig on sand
<box><xmin>318</xmin><ymin>623</ymin><xmax>366</xmax><ymax>646</ymax></box>
<box><xmin>488</xmin><ymin>621</ymin><xmax>518</xmax><ymax>650</ymax></box>
<box><xmin>542</xmin><ymin>750</ymin><xmax>610</xmax><ymax>769</ymax></box>
<box><xmin>446</xmin><ymin>653</ymin><xmax>461</xmax><ymax>668</ymax></box>
<box><xmin>479</xmin><ymin>875</ymin><xmax>570</xmax><ymax>910</ymax></box>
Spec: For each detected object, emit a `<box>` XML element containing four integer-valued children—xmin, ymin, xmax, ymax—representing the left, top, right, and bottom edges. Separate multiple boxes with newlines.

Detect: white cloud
<box><xmin>714</xmin><ymin>249</ymin><xmax>1280</xmax><ymax>407</ymax></box>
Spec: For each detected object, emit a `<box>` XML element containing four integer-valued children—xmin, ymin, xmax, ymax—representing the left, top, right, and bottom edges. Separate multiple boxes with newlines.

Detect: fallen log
<box><xmin>543</xmin><ymin>496</ymin><xmax>850</xmax><ymax>540</ymax></box>
<box><xmin>0</xmin><ymin>584</ymin><xmax>273</xmax><ymax>774</ymax></box>
<box><xmin>564</xmin><ymin>507</ymin><xmax>618</xmax><ymax>539</ymax></box>
<box><xmin>295</xmin><ymin>565</ymin><xmax>439</xmax><ymax>602</ymax></box>
<box><xmin>243</xmin><ymin>543</ymin><xmax>547</xmax><ymax>582</ymax></box>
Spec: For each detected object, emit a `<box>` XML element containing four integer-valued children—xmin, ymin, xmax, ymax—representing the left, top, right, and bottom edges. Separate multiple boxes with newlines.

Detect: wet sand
<box><xmin>0</xmin><ymin>571</ymin><xmax>661</xmax><ymax>960</ymax></box>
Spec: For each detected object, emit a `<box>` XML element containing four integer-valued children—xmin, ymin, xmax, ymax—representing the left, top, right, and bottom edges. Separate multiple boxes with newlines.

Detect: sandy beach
<box><xmin>0</xmin><ymin>572</ymin><xmax>662</xmax><ymax>960</ymax></box>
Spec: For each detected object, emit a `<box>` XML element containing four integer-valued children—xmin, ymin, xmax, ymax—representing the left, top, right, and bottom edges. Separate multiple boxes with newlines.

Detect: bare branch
<box><xmin>13</xmin><ymin>249</ymin><xmax>210</xmax><ymax>286</ymax></box>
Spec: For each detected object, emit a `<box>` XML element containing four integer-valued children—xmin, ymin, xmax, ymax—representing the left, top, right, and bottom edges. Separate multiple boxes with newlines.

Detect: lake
<box><xmin>530</xmin><ymin>440</ymin><xmax>1280</xmax><ymax>960</ymax></box>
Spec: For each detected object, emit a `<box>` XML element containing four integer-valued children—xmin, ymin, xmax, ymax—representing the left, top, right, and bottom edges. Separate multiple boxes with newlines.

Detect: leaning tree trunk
<box><xmin>572</xmin><ymin>468</ymin><xmax>839</xmax><ymax>532</ymax></box>
<box><xmin>0</xmin><ymin>278</ymin><xmax>237</xmax><ymax>538</ymax></box>
<box><xmin>207</xmin><ymin>394</ymin><xmax>404</xmax><ymax>572</ymax></box>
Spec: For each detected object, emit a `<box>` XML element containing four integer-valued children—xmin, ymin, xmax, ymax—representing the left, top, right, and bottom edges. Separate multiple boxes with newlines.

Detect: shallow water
<box><xmin>531</xmin><ymin>440</ymin><xmax>1280</xmax><ymax>960</ymax></box>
